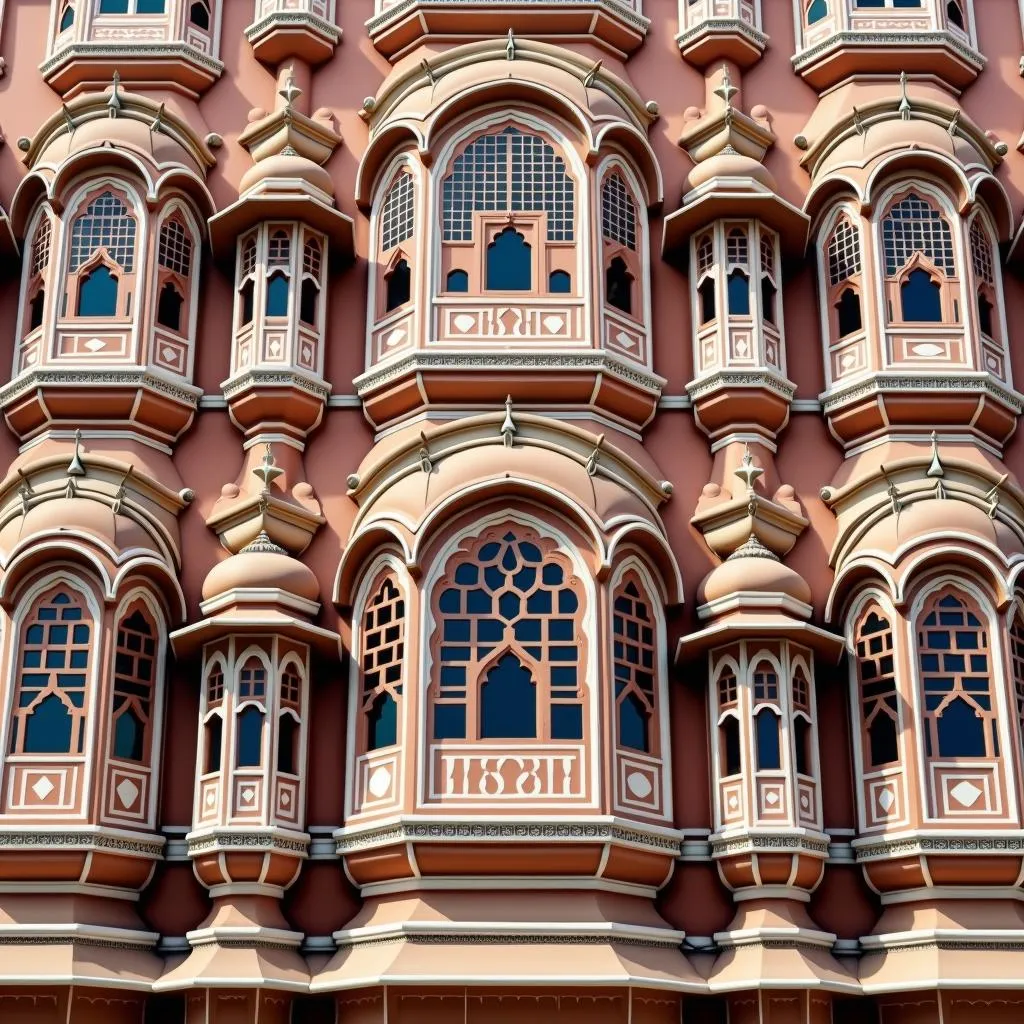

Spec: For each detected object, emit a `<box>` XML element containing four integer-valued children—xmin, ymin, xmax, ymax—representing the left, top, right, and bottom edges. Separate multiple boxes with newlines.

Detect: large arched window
<box><xmin>236</xmin><ymin>656</ymin><xmax>267</xmax><ymax>767</ymax></box>
<box><xmin>380</xmin><ymin>171</ymin><xmax>415</xmax><ymax>314</ymax></box>
<box><xmin>825</xmin><ymin>215</ymin><xmax>863</xmax><ymax>339</ymax></box>
<box><xmin>431</xmin><ymin>527</ymin><xmax>584</xmax><ymax>743</ymax></box>
<box><xmin>881</xmin><ymin>192</ymin><xmax>958</xmax><ymax>324</ymax></box>
<box><xmin>155</xmin><ymin>216</ymin><xmax>193</xmax><ymax>335</ymax></box>
<box><xmin>68</xmin><ymin>190</ymin><xmax>137</xmax><ymax>319</ymax></box>
<box><xmin>792</xmin><ymin>663</ymin><xmax>813</xmax><ymax>777</ymax></box>
<box><xmin>601</xmin><ymin>172</ymin><xmax>639</xmax><ymax>318</ymax></box>
<box><xmin>853</xmin><ymin>603</ymin><xmax>899</xmax><ymax>768</ymax></box>
<box><xmin>969</xmin><ymin>217</ymin><xmax>999</xmax><ymax>342</ymax></box>
<box><xmin>440</xmin><ymin>126</ymin><xmax>575</xmax><ymax>297</ymax></box>
<box><xmin>238</xmin><ymin>234</ymin><xmax>257</xmax><ymax>326</ymax></box>
<box><xmin>612</xmin><ymin>574</ymin><xmax>658</xmax><ymax>754</ymax></box>
<box><xmin>109</xmin><ymin>603</ymin><xmax>157</xmax><ymax>763</ymax></box>
<box><xmin>696</xmin><ymin>233</ymin><xmax>716</xmax><ymax>325</ymax></box>
<box><xmin>752</xmin><ymin>659</ymin><xmax>781</xmax><ymax>770</ymax></box>
<box><xmin>277</xmin><ymin>661</ymin><xmax>303</xmax><ymax>776</ymax></box>
<box><xmin>726</xmin><ymin>228</ymin><xmax>750</xmax><ymax>315</ymax></box>
<box><xmin>11</xmin><ymin>587</ymin><xmax>93</xmax><ymax>756</ymax></box>
<box><xmin>265</xmin><ymin>231</ymin><xmax>290</xmax><ymax>318</ymax></box>
<box><xmin>361</xmin><ymin>572</ymin><xmax>405</xmax><ymax>752</ymax></box>
<box><xmin>917</xmin><ymin>588</ymin><xmax>996</xmax><ymax>759</ymax></box>
<box><xmin>203</xmin><ymin>661</ymin><xmax>225</xmax><ymax>775</ymax></box>
<box><xmin>716</xmin><ymin>664</ymin><xmax>741</xmax><ymax>777</ymax></box>
<box><xmin>24</xmin><ymin>214</ymin><xmax>52</xmax><ymax>333</ymax></box>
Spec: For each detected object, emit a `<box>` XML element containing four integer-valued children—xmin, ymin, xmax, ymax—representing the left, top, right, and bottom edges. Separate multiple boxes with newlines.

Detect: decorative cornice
<box><xmin>335</xmin><ymin>819</ymin><xmax>683</xmax><ymax>856</ymax></box>
<box><xmin>245</xmin><ymin>11</ymin><xmax>340</xmax><ymax>46</ymax></box>
<box><xmin>185</xmin><ymin>829</ymin><xmax>310</xmax><ymax>857</ymax></box>
<box><xmin>675</xmin><ymin>17</ymin><xmax>767</xmax><ymax>55</ymax></box>
<box><xmin>687</xmin><ymin>369</ymin><xmax>796</xmax><ymax>404</ymax></box>
<box><xmin>0</xmin><ymin>368</ymin><xmax>202</xmax><ymax>410</ymax></box>
<box><xmin>40</xmin><ymin>41</ymin><xmax>224</xmax><ymax>80</ymax></box>
<box><xmin>791</xmin><ymin>30</ymin><xmax>984</xmax><ymax>77</ymax></box>
<box><xmin>821</xmin><ymin>372</ymin><xmax>1024</xmax><ymax>417</ymax></box>
<box><xmin>854</xmin><ymin>833</ymin><xmax>1024</xmax><ymax>861</ymax></box>
<box><xmin>710</xmin><ymin>831</ymin><xmax>830</xmax><ymax>859</ymax></box>
<box><xmin>0</xmin><ymin>829</ymin><xmax>164</xmax><ymax>857</ymax></box>
<box><xmin>355</xmin><ymin>351</ymin><xmax>665</xmax><ymax>398</ymax></box>
<box><xmin>221</xmin><ymin>368</ymin><xmax>330</xmax><ymax>404</ymax></box>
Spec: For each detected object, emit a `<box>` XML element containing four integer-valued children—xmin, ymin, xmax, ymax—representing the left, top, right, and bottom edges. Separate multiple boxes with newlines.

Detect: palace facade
<box><xmin>0</xmin><ymin>0</ymin><xmax>1021</xmax><ymax>1022</ymax></box>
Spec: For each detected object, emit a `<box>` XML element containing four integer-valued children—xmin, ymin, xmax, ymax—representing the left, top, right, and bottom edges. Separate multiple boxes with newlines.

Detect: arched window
<box><xmin>300</xmin><ymin>238</ymin><xmax>322</xmax><ymax>327</ymax></box>
<box><xmin>189</xmin><ymin>0</ymin><xmax>210</xmax><ymax>28</ymax></box>
<box><xmin>826</xmin><ymin>216</ymin><xmax>863</xmax><ymax>338</ymax></box>
<box><xmin>792</xmin><ymin>665</ymin><xmax>812</xmax><ymax>777</ymax></box>
<box><xmin>760</xmin><ymin>231</ymin><xmax>778</xmax><ymax>326</ymax></box>
<box><xmin>385</xmin><ymin>258</ymin><xmax>411</xmax><ymax>311</ymax></box>
<box><xmin>854</xmin><ymin>604</ymin><xmax>899</xmax><ymax>768</ymax></box>
<box><xmin>917</xmin><ymin>589</ymin><xmax>996</xmax><ymax>759</ymax></box>
<box><xmin>25</xmin><ymin>216</ymin><xmax>51</xmax><ymax>333</ymax></box>
<box><xmin>69</xmin><ymin>191</ymin><xmax>136</xmax><ymax>319</ymax></box>
<box><xmin>203</xmin><ymin>662</ymin><xmax>224</xmax><ymax>774</ymax></box>
<box><xmin>549</xmin><ymin>270</ymin><xmax>572</xmax><ymax>294</ymax></box>
<box><xmin>361</xmin><ymin>573</ymin><xmax>405</xmax><ymax>752</ymax></box>
<box><xmin>110</xmin><ymin>605</ymin><xmax>157</xmax><ymax>763</ymax></box>
<box><xmin>236</xmin><ymin>657</ymin><xmax>267</xmax><ymax>767</ymax></box>
<box><xmin>265</xmin><ymin>231</ymin><xmax>290</xmax><ymax>318</ymax></box>
<box><xmin>970</xmin><ymin>218</ymin><xmax>998</xmax><ymax>340</ymax></box>
<box><xmin>752</xmin><ymin>660</ymin><xmax>781</xmax><ymax>770</ymax></box>
<box><xmin>381</xmin><ymin>173</ymin><xmax>414</xmax><ymax>254</ymax></box>
<box><xmin>882</xmin><ymin>193</ymin><xmax>957</xmax><ymax>324</ymax></box>
<box><xmin>696</xmin><ymin>234</ymin><xmax>716</xmax><ymax>325</ymax></box>
<box><xmin>602</xmin><ymin>173</ymin><xmax>640</xmax><ymax>316</ymax></box>
<box><xmin>807</xmin><ymin>0</ymin><xmax>828</xmax><ymax>23</ymax></box>
<box><xmin>1010</xmin><ymin>611</ymin><xmax>1024</xmax><ymax>759</ymax></box>
<box><xmin>156</xmin><ymin>218</ymin><xmax>192</xmax><ymax>333</ymax></box>
<box><xmin>612</xmin><ymin>575</ymin><xmax>658</xmax><ymax>754</ymax></box>
<box><xmin>157</xmin><ymin>282</ymin><xmax>183</xmax><ymax>331</ymax></box>
<box><xmin>446</xmin><ymin>269</ymin><xmax>468</xmax><ymax>293</ymax></box>
<box><xmin>159</xmin><ymin>219</ymin><xmax>192</xmax><ymax>279</ymax></box>
<box><xmin>59</xmin><ymin>4</ymin><xmax>75</xmax><ymax>30</ymax></box>
<box><xmin>726</xmin><ymin>229</ymin><xmax>750</xmax><ymax>315</ymax></box>
<box><xmin>440</xmin><ymin>126</ymin><xmax>574</xmax><ymax>296</ymax></box>
<box><xmin>238</xmin><ymin>235</ymin><xmax>256</xmax><ymax>326</ymax></box>
<box><xmin>278</xmin><ymin>664</ymin><xmax>302</xmax><ymax>775</ymax></box>
<box><xmin>432</xmin><ymin>528</ymin><xmax>584</xmax><ymax>743</ymax></box>
<box><xmin>716</xmin><ymin>666</ymin><xmax>740</xmax><ymax>776</ymax></box>
<box><xmin>11</xmin><ymin>588</ymin><xmax>92</xmax><ymax>756</ymax></box>
<box><xmin>947</xmin><ymin>0</ymin><xmax>965</xmax><ymax>30</ymax></box>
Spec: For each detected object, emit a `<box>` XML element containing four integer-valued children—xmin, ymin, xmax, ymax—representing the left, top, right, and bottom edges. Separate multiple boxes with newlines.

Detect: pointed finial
<box><xmin>151</xmin><ymin>102</ymin><xmax>166</xmax><ymax>138</ymax></box>
<box><xmin>418</xmin><ymin>430</ymin><xmax>432</xmax><ymax>474</ymax></box>
<box><xmin>733</xmin><ymin>444</ymin><xmax>764</xmax><ymax>494</ymax></box>
<box><xmin>252</xmin><ymin>443</ymin><xmax>285</xmax><ymax>489</ymax></box>
<box><xmin>279</xmin><ymin>67</ymin><xmax>302</xmax><ymax>110</ymax></box>
<box><xmin>985</xmin><ymin>473</ymin><xmax>1008</xmax><ymax>520</ymax></box>
<box><xmin>420</xmin><ymin>58</ymin><xmax>436</xmax><ymax>85</ymax></box>
<box><xmin>852</xmin><ymin>106</ymin><xmax>865</xmax><ymax>136</ymax></box>
<box><xmin>714</xmin><ymin>64</ymin><xmax>739</xmax><ymax>109</ymax></box>
<box><xmin>947</xmin><ymin>108</ymin><xmax>960</xmax><ymax>138</ymax></box>
<box><xmin>61</xmin><ymin>103</ymin><xmax>77</xmax><ymax>135</ymax></box>
<box><xmin>926</xmin><ymin>431</ymin><xmax>944</xmax><ymax>478</ymax></box>
<box><xmin>586</xmin><ymin>434</ymin><xmax>605</xmax><ymax>477</ymax></box>
<box><xmin>506</xmin><ymin>29</ymin><xmax>516</xmax><ymax>61</ymax></box>
<box><xmin>501</xmin><ymin>395</ymin><xmax>517</xmax><ymax>448</ymax></box>
<box><xmin>898</xmin><ymin>71</ymin><xmax>911</xmax><ymax>121</ymax></box>
<box><xmin>111</xmin><ymin>464</ymin><xmax>133</xmax><ymax>516</ymax></box>
<box><xmin>583</xmin><ymin>60</ymin><xmax>602</xmax><ymax>88</ymax></box>
<box><xmin>107</xmin><ymin>70</ymin><xmax>122</xmax><ymax>118</ymax></box>
<box><xmin>67</xmin><ymin>429</ymin><xmax>86</xmax><ymax>477</ymax></box>
<box><xmin>880</xmin><ymin>464</ymin><xmax>903</xmax><ymax>516</ymax></box>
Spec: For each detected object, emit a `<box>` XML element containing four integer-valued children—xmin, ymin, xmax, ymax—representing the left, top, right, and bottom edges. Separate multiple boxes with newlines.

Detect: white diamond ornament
<box><xmin>116</xmin><ymin>778</ymin><xmax>139</xmax><ymax>808</ymax></box>
<box><xmin>368</xmin><ymin>767</ymin><xmax>392</xmax><ymax>798</ymax></box>
<box><xmin>877</xmin><ymin>788</ymin><xmax>895</xmax><ymax>812</ymax></box>
<box><xmin>950</xmin><ymin>779</ymin><xmax>983</xmax><ymax>807</ymax></box>
<box><xmin>31</xmin><ymin>776</ymin><xmax>55</xmax><ymax>800</ymax></box>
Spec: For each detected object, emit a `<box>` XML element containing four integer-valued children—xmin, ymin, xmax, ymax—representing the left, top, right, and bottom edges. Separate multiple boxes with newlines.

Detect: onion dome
<box><xmin>239</xmin><ymin>145</ymin><xmax>335</xmax><ymax>198</ymax></box>
<box><xmin>686</xmin><ymin>148</ymin><xmax>777</xmax><ymax>193</ymax></box>
<box><xmin>698</xmin><ymin>535</ymin><xmax>812</xmax><ymax>607</ymax></box>
<box><xmin>201</xmin><ymin>531</ymin><xmax>319</xmax><ymax>603</ymax></box>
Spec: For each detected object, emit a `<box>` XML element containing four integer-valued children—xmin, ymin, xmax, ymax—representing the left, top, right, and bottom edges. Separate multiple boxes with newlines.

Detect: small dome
<box><xmin>240</xmin><ymin>149</ymin><xmax>335</xmax><ymax>198</ymax></box>
<box><xmin>687</xmin><ymin>151</ymin><xmax>777</xmax><ymax>192</ymax></box>
<box><xmin>202</xmin><ymin>534</ymin><xmax>319</xmax><ymax>602</ymax></box>
<box><xmin>699</xmin><ymin>539</ymin><xmax>812</xmax><ymax>606</ymax></box>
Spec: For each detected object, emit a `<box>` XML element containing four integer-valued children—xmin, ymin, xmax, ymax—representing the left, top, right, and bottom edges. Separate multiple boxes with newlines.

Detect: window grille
<box><xmin>241</xmin><ymin>237</ymin><xmax>257</xmax><ymax>278</ymax></box>
<box><xmin>602</xmin><ymin>174</ymin><xmax>636</xmax><ymax>250</ymax></box>
<box><xmin>726</xmin><ymin>229</ymin><xmax>748</xmax><ymax>268</ymax></box>
<box><xmin>970</xmin><ymin>220</ymin><xmax>994</xmax><ymax>284</ymax></box>
<box><xmin>882</xmin><ymin>194</ymin><xmax>955</xmax><ymax>276</ymax></box>
<box><xmin>31</xmin><ymin>219</ymin><xmax>51</xmax><ymax>277</ymax></box>
<box><xmin>268</xmin><ymin>232</ymin><xmax>290</xmax><ymax>269</ymax></box>
<box><xmin>281</xmin><ymin>667</ymin><xmax>302</xmax><ymax>709</ymax></box>
<box><xmin>206</xmin><ymin>665</ymin><xmax>224</xmax><ymax>705</ymax></box>
<box><xmin>70</xmin><ymin>192</ymin><xmax>136</xmax><ymax>272</ymax></box>
<box><xmin>158</xmin><ymin>220</ymin><xmax>191</xmax><ymax>277</ymax></box>
<box><xmin>239</xmin><ymin>660</ymin><xmax>267</xmax><ymax>700</ymax></box>
<box><xmin>828</xmin><ymin>219</ymin><xmax>861</xmax><ymax>285</ymax></box>
<box><xmin>697</xmin><ymin>235</ymin><xmax>714</xmax><ymax>276</ymax></box>
<box><xmin>717</xmin><ymin>667</ymin><xmax>738</xmax><ymax>708</ymax></box>
<box><xmin>442</xmin><ymin>127</ymin><xmax>574</xmax><ymax>243</ymax></box>
<box><xmin>1011</xmin><ymin>616</ymin><xmax>1024</xmax><ymax>740</ymax></box>
<box><xmin>760</xmin><ymin>231</ymin><xmax>775</xmax><ymax>278</ymax></box>
<box><xmin>753</xmin><ymin>663</ymin><xmax>779</xmax><ymax>703</ymax></box>
<box><xmin>362</xmin><ymin>576</ymin><xmax>405</xmax><ymax>707</ymax></box>
<box><xmin>381</xmin><ymin>174</ymin><xmax>414</xmax><ymax>253</ymax></box>
<box><xmin>111</xmin><ymin>608</ymin><xmax>155</xmax><ymax>762</ymax></box>
<box><xmin>792</xmin><ymin>667</ymin><xmax>810</xmax><ymax>711</ymax></box>
<box><xmin>303</xmin><ymin>238</ymin><xmax>322</xmax><ymax>279</ymax></box>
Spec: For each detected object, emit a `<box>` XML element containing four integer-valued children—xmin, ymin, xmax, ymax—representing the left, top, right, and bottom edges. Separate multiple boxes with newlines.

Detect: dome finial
<box><xmin>734</xmin><ymin>444</ymin><xmax>763</xmax><ymax>494</ymax></box>
<box><xmin>67</xmin><ymin>428</ymin><xmax>86</xmax><ymax>478</ymax></box>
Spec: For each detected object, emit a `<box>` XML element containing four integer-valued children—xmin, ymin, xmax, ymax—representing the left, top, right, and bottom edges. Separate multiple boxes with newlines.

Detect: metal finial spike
<box><xmin>65</xmin><ymin>476</ymin><xmax>77</xmax><ymax>499</ymax></box>
<box><xmin>16</xmin><ymin>468</ymin><xmax>33</xmax><ymax>495</ymax></box>
<box><xmin>252</xmin><ymin>442</ymin><xmax>284</xmax><ymax>489</ymax></box>
<box><xmin>852</xmin><ymin>106</ymin><xmax>865</xmax><ymax>136</ymax></box>
<box><xmin>67</xmin><ymin>429</ymin><xmax>86</xmax><ymax>477</ymax></box>
<box><xmin>926</xmin><ymin>431</ymin><xmax>944</xmax><ymax>478</ymax></box>
<box><xmin>107</xmin><ymin>70</ymin><xmax>122</xmax><ymax>118</ymax></box>
<box><xmin>279</xmin><ymin>68</ymin><xmax>302</xmax><ymax>110</ymax></box>
<box><xmin>714</xmin><ymin>64</ymin><xmax>739</xmax><ymax>108</ymax></box>
<box><xmin>583</xmin><ymin>60</ymin><xmax>602</xmax><ymax>88</ymax></box>
<box><xmin>420</xmin><ymin>58</ymin><xmax>436</xmax><ymax>85</ymax></box>
<box><xmin>898</xmin><ymin>70</ymin><xmax>911</xmax><ymax>121</ymax></box>
<box><xmin>947</xmin><ymin>108</ymin><xmax>960</xmax><ymax>138</ymax></box>
<box><xmin>501</xmin><ymin>395</ymin><xmax>517</xmax><ymax>448</ymax></box>
<box><xmin>61</xmin><ymin>103</ymin><xmax>77</xmax><ymax>134</ymax></box>
<box><xmin>151</xmin><ymin>102</ymin><xmax>166</xmax><ymax>137</ymax></box>
<box><xmin>985</xmin><ymin>473</ymin><xmax>1008</xmax><ymax>520</ymax></box>
<box><xmin>733</xmin><ymin>443</ymin><xmax>764</xmax><ymax>494</ymax></box>
<box><xmin>586</xmin><ymin>434</ymin><xmax>605</xmax><ymax>477</ymax></box>
<box><xmin>505</xmin><ymin>28</ymin><xmax>516</xmax><ymax>61</ymax></box>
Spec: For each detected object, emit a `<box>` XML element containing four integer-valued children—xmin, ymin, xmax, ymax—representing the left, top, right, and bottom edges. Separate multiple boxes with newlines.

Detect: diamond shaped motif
<box><xmin>280</xmin><ymin>791</ymin><xmax>291</xmax><ymax>807</ymax></box>
<box><xmin>385</xmin><ymin>328</ymin><xmax>406</xmax><ymax>348</ymax></box>
<box><xmin>800</xmin><ymin>793</ymin><xmax>810</xmax><ymax>809</ymax></box>
<box><xmin>116</xmin><ymin>778</ymin><xmax>139</xmax><ymax>809</ymax></box>
<box><xmin>877</xmin><ymin>787</ymin><xmax>895</xmax><ymax>812</ymax></box>
<box><xmin>764</xmin><ymin>790</ymin><xmax>780</xmax><ymax>806</ymax></box>
<box><xmin>453</xmin><ymin>314</ymin><xmax>475</xmax><ymax>333</ymax></box>
<box><xmin>542</xmin><ymin>315</ymin><xmax>565</xmax><ymax>333</ymax></box>
<box><xmin>161</xmin><ymin>345</ymin><xmax>178</xmax><ymax>364</ymax></box>
<box><xmin>84</xmin><ymin>337</ymin><xmax>106</xmax><ymax>352</ymax></box>
<box><xmin>31</xmin><ymin>776</ymin><xmax>55</xmax><ymax>800</ymax></box>
<box><xmin>950</xmin><ymin>779</ymin><xmax>983</xmax><ymax>808</ymax></box>
<box><xmin>241</xmin><ymin>786</ymin><xmax>256</xmax><ymax>806</ymax></box>
<box><xmin>301</xmin><ymin>343</ymin><xmax>314</xmax><ymax>363</ymax></box>
<box><xmin>268</xmin><ymin>340</ymin><xmax>282</xmax><ymax>357</ymax></box>
<box><xmin>205</xmin><ymin>790</ymin><xmax>216</xmax><ymax>808</ymax></box>
<box><xmin>727</xmin><ymin>794</ymin><xmax>739</xmax><ymax>811</ymax></box>
<box><xmin>615</xmin><ymin>330</ymin><xmax>636</xmax><ymax>349</ymax></box>
<box><xmin>368</xmin><ymin>767</ymin><xmax>392</xmax><ymax>798</ymax></box>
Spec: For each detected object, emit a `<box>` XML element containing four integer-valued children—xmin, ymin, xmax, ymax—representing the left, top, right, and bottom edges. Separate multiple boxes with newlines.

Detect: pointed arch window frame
<box><xmin>600</xmin><ymin>165</ymin><xmax>644</xmax><ymax>321</ymax></box>
<box><xmin>154</xmin><ymin>207</ymin><xmax>198</xmax><ymax>339</ymax></box>
<box><xmin>357</xmin><ymin>566</ymin><xmax>407</xmax><ymax>754</ymax></box>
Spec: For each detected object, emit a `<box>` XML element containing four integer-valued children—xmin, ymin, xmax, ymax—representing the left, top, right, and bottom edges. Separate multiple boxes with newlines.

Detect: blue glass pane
<box><xmin>368</xmin><ymin>691</ymin><xmax>397</xmax><ymax>750</ymax></box>
<box><xmin>137</xmin><ymin>0</ymin><xmax>165</xmax><ymax>11</ymax></box>
<box><xmin>23</xmin><ymin>693</ymin><xmax>72</xmax><ymax>754</ymax></box>
<box><xmin>434</xmin><ymin>703</ymin><xmax>466</xmax><ymax>740</ymax></box>
<box><xmin>549</xmin><ymin>270</ymin><xmax>571</xmax><ymax>294</ymax></box>
<box><xmin>755</xmin><ymin>709</ymin><xmax>781</xmax><ymax>770</ymax></box>
<box><xmin>552</xmin><ymin>702</ymin><xmax>583</xmax><ymax>740</ymax></box>
<box><xmin>486</xmin><ymin>228</ymin><xmax>531</xmax><ymax>291</ymax></box>
<box><xmin>900</xmin><ymin>268</ymin><xmax>942</xmax><ymax>322</ymax></box>
<box><xmin>59</xmin><ymin>6</ymin><xmax>74</xmax><ymax>29</ymax></box>
<box><xmin>446</xmin><ymin>269</ymin><xmax>468</xmax><ymax>293</ymax></box>
<box><xmin>727</xmin><ymin>271</ymin><xmax>750</xmax><ymax>315</ymax></box>
<box><xmin>77</xmin><ymin>265</ymin><xmax>118</xmax><ymax>317</ymax></box>
<box><xmin>99</xmin><ymin>0</ymin><xmax>128</xmax><ymax>10</ymax></box>
<box><xmin>808</xmin><ymin>0</ymin><xmax>828</xmax><ymax>20</ymax></box>
<box><xmin>265</xmin><ymin>272</ymin><xmax>289</xmax><ymax>317</ymax></box>
<box><xmin>937</xmin><ymin>696</ymin><xmax>985</xmax><ymax>757</ymax></box>
<box><xmin>480</xmin><ymin>653</ymin><xmax>536</xmax><ymax>738</ymax></box>
<box><xmin>236</xmin><ymin>706</ymin><xmax>264</xmax><ymax>767</ymax></box>
<box><xmin>113</xmin><ymin>708</ymin><xmax>144</xmax><ymax>761</ymax></box>
<box><xmin>386</xmin><ymin>260</ymin><xmax>410</xmax><ymax>311</ymax></box>
<box><xmin>618</xmin><ymin>692</ymin><xmax>648</xmax><ymax>752</ymax></box>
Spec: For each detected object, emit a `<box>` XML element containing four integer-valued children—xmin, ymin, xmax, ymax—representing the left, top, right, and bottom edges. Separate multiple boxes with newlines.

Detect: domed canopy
<box><xmin>699</xmin><ymin>539</ymin><xmax>812</xmax><ymax>607</ymax></box>
<box><xmin>239</xmin><ymin>149</ymin><xmax>335</xmax><ymax>198</ymax></box>
<box><xmin>202</xmin><ymin>534</ymin><xmax>320</xmax><ymax>604</ymax></box>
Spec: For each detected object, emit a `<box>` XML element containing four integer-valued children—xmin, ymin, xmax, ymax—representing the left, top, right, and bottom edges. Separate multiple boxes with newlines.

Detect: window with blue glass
<box><xmin>752</xmin><ymin>661</ymin><xmax>781</xmax><ymax>771</ymax></box>
<box><xmin>110</xmin><ymin>606</ymin><xmax>156</xmax><ymax>763</ymax></box>
<box><xmin>433</xmin><ymin>528</ymin><xmax>584</xmax><ymax>743</ymax></box>
<box><xmin>613</xmin><ymin>575</ymin><xmax>658</xmax><ymax>754</ymax></box>
<box><xmin>361</xmin><ymin>574</ymin><xmax>405</xmax><ymax>752</ymax></box>
<box><xmin>12</xmin><ymin>588</ymin><xmax>92</xmax><ymax>756</ymax></box>
<box><xmin>235</xmin><ymin>658</ymin><xmax>267</xmax><ymax>768</ymax></box>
